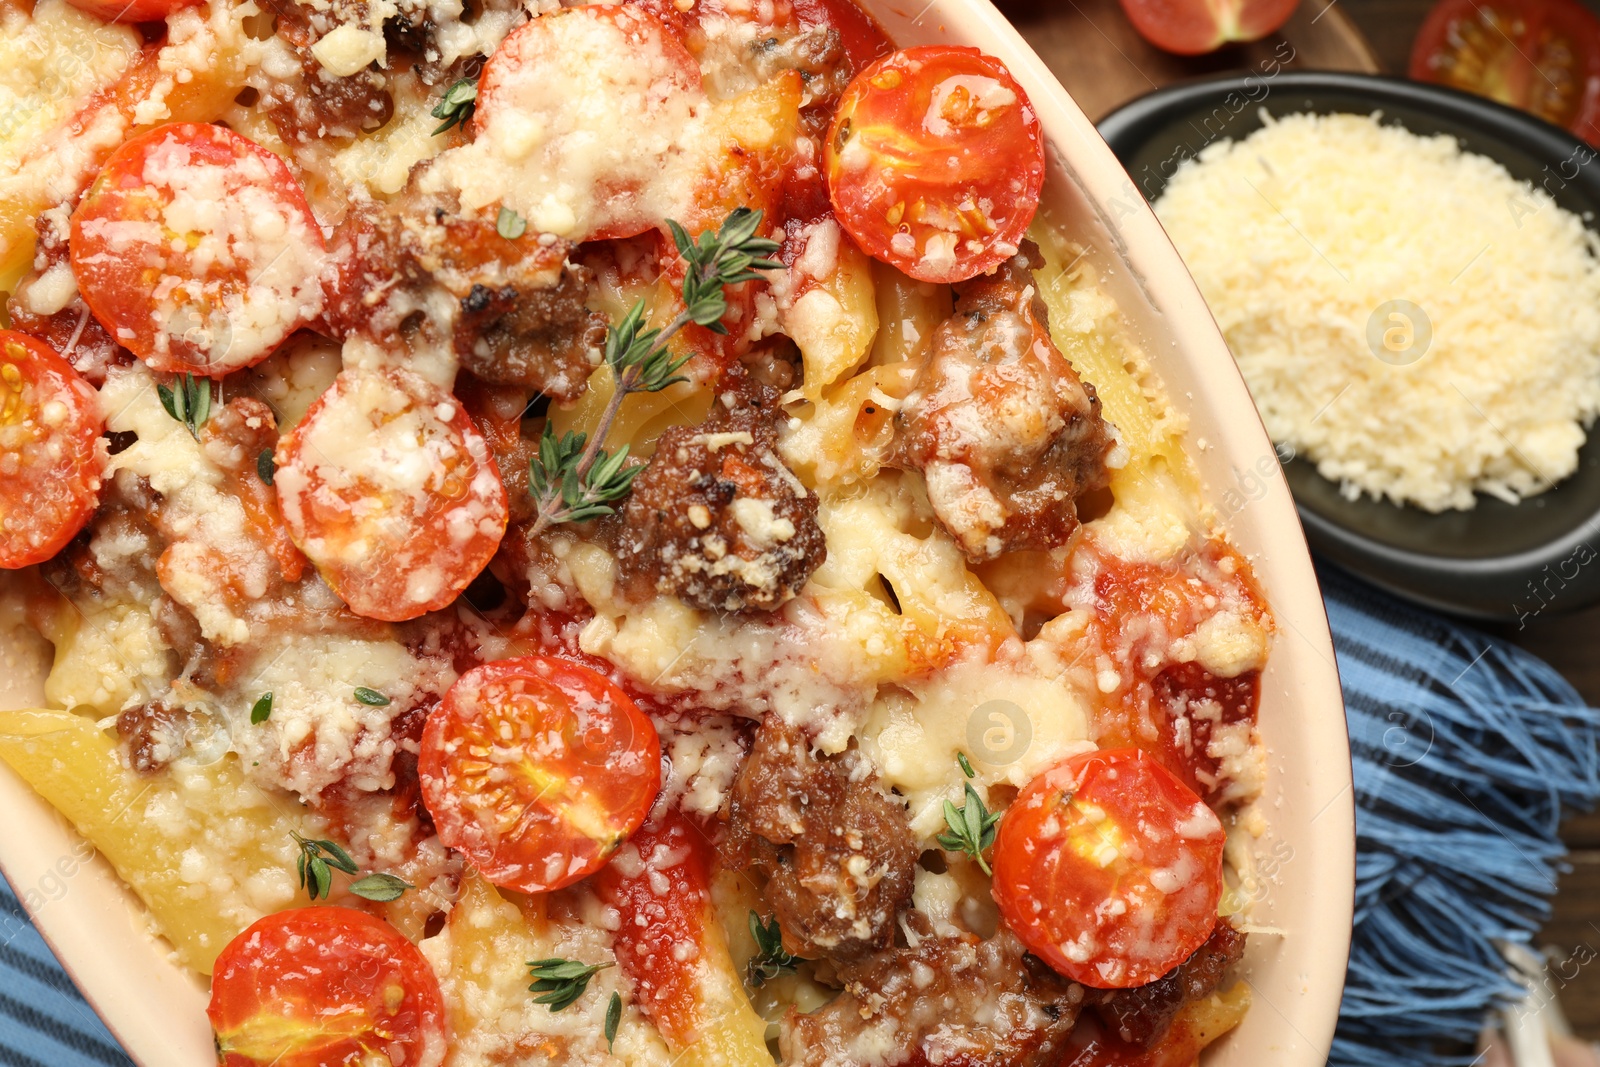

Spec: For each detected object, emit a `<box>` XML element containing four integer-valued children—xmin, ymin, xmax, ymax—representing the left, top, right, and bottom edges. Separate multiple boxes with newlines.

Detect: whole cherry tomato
<box><xmin>1117</xmin><ymin>0</ymin><xmax>1300</xmax><ymax>55</ymax></box>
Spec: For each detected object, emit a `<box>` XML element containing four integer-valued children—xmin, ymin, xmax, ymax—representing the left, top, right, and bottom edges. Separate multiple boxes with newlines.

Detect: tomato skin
<box><xmin>273</xmin><ymin>366</ymin><xmax>508</xmax><ymax>622</ymax></box>
<box><xmin>1116</xmin><ymin>0</ymin><xmax>1299</xmax><ymax>54</ymax></box>
<box><xmin>64</xmin><ymin>0</ymin><xmax>202</xmax><ymax>21</ymax></box>
<box><xmin>418</xmin><ymin>656</ymin><xmax>662</xmax><ymax>894</ymax></box>
<box><xmin>791</xmin><ymin>0</ymin><xmax>893</xmax><ymax>77</ymax></box>
<box><xmin>1410</xmin><ymin>0</ymin><xmax>1600</xmax><ymax>146</ymax></box>
<box><xmin>0</xmin><ymin>331</ymin><xmax>106</xmax><ymax>569</ymax></box>
<box><xmin>70</xmin><ymin>122</ymin><xmax>325</xmax><ymax>378</ymax></box>
<box><xmin>207</xmin><ymin>907</ymin><xmax>446</xmax><ymax>1067</ymax></box>
<box><xmin>825</xmin><ymin>46</ymin><xmax>1045</xmax><ymax>283</ymax></box>
<box><xmin>991</xmin><ymin>748</ymin><xmax>1225</xmax><ymax>989</ymax></box>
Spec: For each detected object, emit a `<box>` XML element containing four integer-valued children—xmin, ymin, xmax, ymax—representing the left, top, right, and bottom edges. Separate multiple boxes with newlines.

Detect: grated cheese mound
<box><xmin>1156</xmin><ymin>111</ymin><xmax>1600</xmax><ymax>511</ymax></box>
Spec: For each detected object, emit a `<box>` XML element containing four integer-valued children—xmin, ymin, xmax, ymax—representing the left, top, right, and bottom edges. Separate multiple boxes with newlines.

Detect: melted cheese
<box><xmin>99</xmin><ymin>366</ymin><xmax>273</xmax><ymax>646</ymax></box>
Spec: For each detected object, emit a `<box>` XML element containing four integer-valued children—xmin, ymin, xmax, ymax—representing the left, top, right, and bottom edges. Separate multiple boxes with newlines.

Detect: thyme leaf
<box><xmin>526</xmin><ymin>958</ymin><xmax>613</xmax><ymax>1012</ymax></box>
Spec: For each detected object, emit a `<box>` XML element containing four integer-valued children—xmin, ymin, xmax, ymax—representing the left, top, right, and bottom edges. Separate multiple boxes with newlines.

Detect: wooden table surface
<box><xmin>995</xmin><ymin>0</ymin><xmax>1600</xmax><ymax>1042</ymax></box>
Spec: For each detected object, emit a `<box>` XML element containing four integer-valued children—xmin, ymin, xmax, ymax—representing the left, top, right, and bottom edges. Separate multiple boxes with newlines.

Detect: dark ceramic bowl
<box><xmin>1099</xmin><ymin>72</ymin><xmax>1600</xmax><ymax>622</ymax></box>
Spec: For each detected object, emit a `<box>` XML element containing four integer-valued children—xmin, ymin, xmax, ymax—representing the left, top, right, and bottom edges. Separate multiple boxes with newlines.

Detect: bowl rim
<box><xmin>0</xmin><ymin>5</ymin><xmax>1356</xmax><ymax>1065</ymax></box>
<box><xmin>1099</xmin><ymin>69</ymin><xmax>1600</xmax><ymax>621</ymax></box>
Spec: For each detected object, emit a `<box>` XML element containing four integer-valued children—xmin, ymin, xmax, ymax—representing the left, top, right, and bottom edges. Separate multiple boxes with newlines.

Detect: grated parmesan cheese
<box><xmin>1156</xmin><ymin>111</ymin><xmax>1600</xmax><ymax>511</ymax></box>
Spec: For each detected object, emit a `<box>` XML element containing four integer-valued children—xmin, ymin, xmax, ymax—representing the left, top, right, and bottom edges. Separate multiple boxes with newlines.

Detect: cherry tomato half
<box><xmin>472</xmin><ymin>4</ymin><xmax>701</xmax><ymax>241</ymax></box>
<box><xmin>0</xmin><ymin>331</ymin><xmax>105</xmax><ymax>569</ymax></box>
<box><xmin>1116</xmin><ymin>0</ymin><xmax>1299</xmax><ymax>55</ymax></box>
<box><xmin>70</xmin><ymin>122</ymin><xmax>326</xmax><ymax>378</ymax></box>
<box><xmin>207</xmin><ymin>907</ymin><xmax>447</xmax><ymax>1067</ymax></box>
<box><xmin>991</xmin><ymin>747</ymin><xmax>1226</xmax><ymax>989</ymax></box>
<box><xmin>419</xmin><ymin>656</ymin><xmax>662</xmax><ymax>894</ymax></box>
<box><xmin>1411</xmin><ymin>0</ymin><xmax>1600</xmax><ymax>146</ymax></box>
<box><xmin>824</xmin><ymin>46</ymin><xmax>1045</xmax><ymax>283</ymax></box>
<box><xmin>65</xmin><ymin>0</ymin><xmax>202</xmax><ymax>22</ymax></box>
<box><xmin>272</xmin><ymin>366</ymin><xmax>508</xmax><ymax>622</ymax></box>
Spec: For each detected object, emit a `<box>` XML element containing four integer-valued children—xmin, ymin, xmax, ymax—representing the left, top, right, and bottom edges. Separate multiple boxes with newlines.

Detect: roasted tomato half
<box><xmin>992</xmin><ymin>747</ymin><xmax>1226</xmax><ymax>988</ymax></box>
<box><xmin>0</xmin><ymin>330</ymin><xmax>105</xmax><ymax>569</ymax></box>
<box><xmin>419</xmin><ymin>655</ymin><xmax>662</xmax><ymax>893</ymax></box>
<box><xmin>208</xmin><ymin>907</ymin><xmax>447</xmax><ymax>1067</ymax></box>
<box><xmin>824</xmin><ymin>45</ymin><xmax>1045</xmax><ymax>283</ymax></box>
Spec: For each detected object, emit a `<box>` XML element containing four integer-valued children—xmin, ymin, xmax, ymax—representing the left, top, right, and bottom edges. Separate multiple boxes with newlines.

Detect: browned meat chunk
<box><xmin>256</xmin><ymin>0</ymin><xmax>395</xmax><ymax>144</ymax></box>
<box><xmin>615</xmin><ymin>386</ymin><xmax>825</xmax><ymax>613</ymax></box>
<box><xmin>1089</xmin><ymin>920</ymin><xmax>1248</xmax><ymax>1047</ymax></box>
<box><xmin>781</xmin><ymin>923</ymin><xmax>1084</xmax><ymax>1067</ymax></box>
<box><xmin>891</xmin><ymin>243</ymin><xmax>1114</xmax><ymax>563</ymax></box>
<box><xmin>328</xmin><ymin>195</ymin><xmax>605</xmax><ymax>402</ymax></box>
<box><xmin>722</xmin><ymin>716</ymin><xmax>916</xmax><ymax>960</ymax></box>
<box><xmin>116</xmin><ymin>701</ymin><xmax>190</xmax><ymax>775</ymax></box>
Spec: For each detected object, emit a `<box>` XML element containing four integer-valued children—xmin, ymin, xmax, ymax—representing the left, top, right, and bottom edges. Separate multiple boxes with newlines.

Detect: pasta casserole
<box><xmin>0</xmin><ymin>0</ymin><xmax>1275</xmax><ymax>1062</ymax></box>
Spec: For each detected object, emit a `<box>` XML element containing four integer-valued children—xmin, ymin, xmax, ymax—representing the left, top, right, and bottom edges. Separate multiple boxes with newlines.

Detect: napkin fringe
<box><xmin>1321</xmin><ymin>563</ymin><xmax>1600</xmax><ymax>1066</ymax></box>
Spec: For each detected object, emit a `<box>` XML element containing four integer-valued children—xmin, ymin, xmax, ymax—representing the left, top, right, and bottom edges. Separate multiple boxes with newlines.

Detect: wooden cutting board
<box><xmin>994</xmin><ymin>0</ymin><xmax>1381</xmax><ymax>122</ymax></box>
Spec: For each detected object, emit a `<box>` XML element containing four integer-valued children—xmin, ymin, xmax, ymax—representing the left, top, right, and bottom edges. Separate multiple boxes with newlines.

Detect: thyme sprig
<box><xmin>431</xmin><ymin>77</ymin><xmax>478</xmax><ymax>135</ymax></box>
<box><xmin>526</xmin><ymin>207</ymin><xmax>780</xmax><ymax>537</ymax></box>
<box><xmin>746</xmin><ymin>912</ymin><xmax>802</xmax><ymax>988</ymax></box>
<box><xmin>157</xmin><ymin>372</ymin><xmax>211</xmax><ymax>439</ymax></box>
<box><xmin>527</xmin><ymin>958</ymin><xmax>613</xmax><ymax>1011</ymax></box>
<box><xmin>291</xmin><ymin>832</ymin><xmax>413</xmax><ymax>902</ymax></box>
<box><xmin>937</xmin><ymin>776</ymin><xmax>1002</xmax><ymax>875</ymax></box>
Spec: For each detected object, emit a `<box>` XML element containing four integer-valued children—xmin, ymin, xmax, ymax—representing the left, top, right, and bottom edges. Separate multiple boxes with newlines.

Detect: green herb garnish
<box><xmin>604</xmin><ymin>991</ymin><xmax>622</xmax><ymax>1052</ymax></box>
<box><xmin>746</xmin><ymin>911</ymin><xmax>801</xmax><ymax>988</ymax></box>
<box><xmin>937</xmin><ymin>779</ymin><xmax>1002</xmax><ymax>875</ymax></box>
<box><xmin>157</xmin><ymin>373</ymin><xmax>211</xmax><ymax>439</ymax></box>
<box><xmin>957</xmin><ymin>751</ymin><xmax>976</xmax><ymax>779</ymax></box>
<box><xmin>430</xmin><ymin>77</ymin><xmax>478</xmax><ymax>135</ymax></box>
<box><xmin>291</xmin><ymin>832</ymin><xmax>412</xmax><ymax>902</ymax></box>
<box><xmin>496</xmin><ymin>206</ymin><xmax>527</xmax><ymax>240</ymax></box>
<box><xmin>526</xmin><ymin>207</ymin><xmax>780</xmax><ymax>537</ymax></box>
<box><xmin>353</xmin><ymin>687</ymin><xmax>390</xmax><ymax>706</ymax></box>
<box><xmin>526</xmin><ymin>958</ymin><xmax>613</xmax><ymax>1012</ymax></box>
<box><xmin>256</xmin><ymin>448</ymin><xmax>275</xmax><ymax>486</ymax></box>
<box><xmin>292</xmin><ymin>832</ymin><xmax>358</xmax><ymax>901</ymax></box>
<box><xmin>348</xmin><ymin>873</ymin><xmax>414</xmax><ymax>902</ymax></box>
<box><xmin>249</xmin><ymin>692</ymin><xmax>273</xmax><ymax>725</ymax></box>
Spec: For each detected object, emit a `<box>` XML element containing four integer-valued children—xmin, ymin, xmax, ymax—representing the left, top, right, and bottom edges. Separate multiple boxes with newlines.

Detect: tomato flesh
<box><xmin>64</xmin><ymin>0</ymin><xmax>202</xmax><ymax>21</ymax></box>
<box><xmin>207</xmin><ymin>907</ymin><xmax>446</xmax><ymax>1067</ymax></box>
<box><xmin>0</xmin><ymin>330</ymin><xmax>105</xmax><ymax>569</ymax></box>
<box><xmin>70</xmin><ymin>122</ymin><xmax>325</xmax><ymax>377</ymax></box>
<box><xmin>825</xmin><ymin>46</ymin><xmax>1045</xmax><ymax>283</ymax></box>
<box><xmin>272</xmin><ymin>366</ymin><xmax>508</xmax><ymax>621</ymax></box>
<box><xmin>991</xmin><ymin>747</ymin><xmax>1225</xmax><ymax>988</ymax></box>
<box><xmin>1116</xmin><ymin>0</ymin><xmax>1299</xmax><ymax>55</ymax></box>
<box><xmin>1411</xmin><ymin>0</ymin><xmax>1600</xmax><ymax>145</ymax></box>
<box><xmin>418</xmin><ymin>655</ymin><xmax>662</xmax><ymax>893</ymax></box>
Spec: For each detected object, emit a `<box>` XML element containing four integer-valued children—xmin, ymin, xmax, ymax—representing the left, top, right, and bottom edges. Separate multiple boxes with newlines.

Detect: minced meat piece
<box><xmin>614</xmin><ymin>387</ymin><xmax>824</xmax><ymax>613</ymax></box>
<box><xmin>891</xmin><ymin>242</ymin><xmax>1114</xmax><ymax>563</ymax></box>
<box><xmin>722</xmin><ymin>716</ymin><xmax>916</xmax><ymax>960</ymax></box>
<box><xmin>781</xmin><ymin>922</ymin><xmax>1084</xmax><ymax>1067</ymax></box>
<box><xmin>327</xmin><ymin>194</ymin><xmax>605</xmax><ymax>402</ymax></box>
<box><xmin>1089</xmin><ymin>919</ymin><xmax>1248</xmax><ymax>1047</ymax></box>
